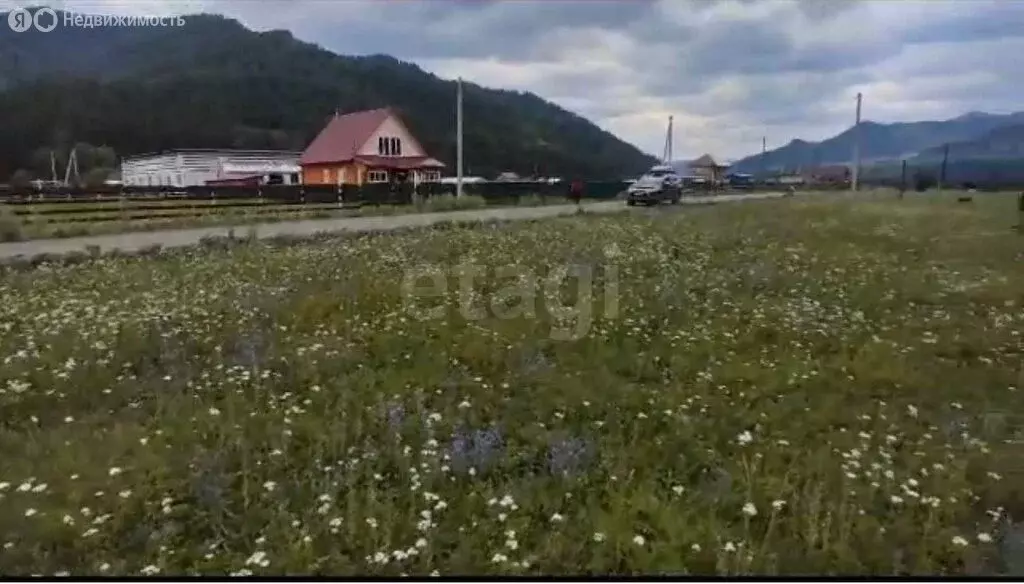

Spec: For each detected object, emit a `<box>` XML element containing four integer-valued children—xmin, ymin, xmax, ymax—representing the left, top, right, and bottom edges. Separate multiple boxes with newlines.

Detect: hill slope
<box><xmin>913</xmin><ymin>123</ymin><xmax>1024</xmax><ymax>162</ymax></box>
<box><xmin>729</xmin><ymin>111</ymin><xmax>1024</xmax><ymax>173</ymax></box>
<box><xmin>0</xmin><ymin>11</ymin><xmax>657</xmax><ymax>180</ymax></box>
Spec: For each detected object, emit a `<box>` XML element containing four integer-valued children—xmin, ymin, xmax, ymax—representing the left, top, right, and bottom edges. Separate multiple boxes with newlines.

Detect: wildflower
<box><xmin>245</xmin><ymin>551</ymin><xmax>270</xmax><ymax>567</ymax></box>
<box><xmin>977</xmin><ymin>533</ymin><xmax>993</xmax><ymax>543</ymax></box>
<box><xmin>742</xmin><ymin>502</ymin><xmax>758</xmax><ymax>517</ymax></box>
<box><xmin>140</xmin><ymin>565</ymin><xmax>160</xmax><ymax>576</ymax></box>
<box><xmin>415</xmin><ymin>538</ymin><xmax>427</xmax><ymax>548</ymax></box>
<box><xmin>691</xmin><ymin>543</ymin><xmax>701</xmax><ymax>552</ymax></box>
<box><xmin>262</xmin><ymin>481</ymin><xmax>277</xmax><ymax>492</ymax></box>
<box><xmin>550</xmin><ymin>513</ymin><xmax>565</xmax><ymax>523</ymax></box>
<box><xmin>736</xmin><ymin>430</ymin><xmax>754</xmax><ymax>446</ymax></box>
<box><xmin>593</xmin><ymin>532</ymin><xmax>606</xmax><ymax>542</ymax></box>
<box><xmin>209</xmin><ymin>407</ymin><xmax>221</xmax><ymax>416</ymax></box>
<box><xmin>672</xmin><ymin>485</ymin><xmax>684</xmax><ymax>496</ymax></box>
<box><xmin>0</xmin><ymin>482</ymin><xmax>8</xmax><ymax>491</ymax></box>
<box><xmin>98</xmin><ymin>564</ymin><xmax>110</xmax><ymax>572</ymax></box>
<box><xmin>723</xmin><ymin>541</ymin><xmax>737</xmax><ymax>552</ymax></box>
<box><xmin>771</xmin><ymin>499</ymin><xmax>786</xmax><ymax>511</ymax></box>
<box><xmin>951</xmin><ymin>536</ymin><xmax>969</xmax><ymax>547</ymax></box>
<box><xmin>907</xmin><ymin>405</ymin><xmax>919</xmax><ymax>418</ymax></box>
<box><xmin>633</xmin><ymin>534</ymin><xmax>646</xmax><ymax>546</ymax></box>
<box><xmin>491</xmin><ymin>553</ymin><xmax>508</xmax><ymax>564</ymax></box>
<box><xmin>108</xmin><ymin>467</ymin><xmax>122</xmax><ymax>477</ymax></box>
<box><xmin>24</xmin><ymin>508</ymin><xmax>37</xmax><ymax>517</ymax></box>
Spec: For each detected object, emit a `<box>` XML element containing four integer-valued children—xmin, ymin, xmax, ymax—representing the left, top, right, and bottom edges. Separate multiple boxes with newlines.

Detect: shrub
<box><xmin>0</xmin><ymin>205</ymin><xmax>25</xmax><ymax>242</ymax></box>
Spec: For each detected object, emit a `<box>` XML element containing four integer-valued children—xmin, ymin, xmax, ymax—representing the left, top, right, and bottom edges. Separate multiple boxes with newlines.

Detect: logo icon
<box><xmin>6</xmin><ymin>6</ymin><xmax>58</xmax><ymax>32</ymax></box>
<box><xmin>33</xmin><ymin>7</ymin><xmax>58</xmax><ymax>33</ymax></box>
<box><xmin>7</xmin><ymin>7</ymin><xmax>32</xmax><ymax>32</ymax></box>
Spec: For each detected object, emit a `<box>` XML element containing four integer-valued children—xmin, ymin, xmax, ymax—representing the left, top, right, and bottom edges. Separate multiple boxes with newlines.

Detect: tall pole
<box><xmin>668</xmin><ymin>115</ymin><xmax>673</xmax><ymax>163</ymax></box>
<box><xmin>662</xmin><ymin>116</ymin><xmax>673</xmax><ymax>164</ymax></box>
<box><xmin>456</xmin><ymin>77</ymin><xmax>464</xmax><ymax>198</ymax></box>
<box><xmin>761</xmin><ymin>136</ymin><xmax>767</xmax><ymax>181</ymax></box>
<box><xmin>939</xmin><ymin>143</ymin><xmax>949</xmax><ymax>192</ymax></box>
<box><xmin>899</xmin><ymin>159</ymin><xmax>907</xmax><ymax>198</ymax></box>
<box><xmin>851</xmin><ymin>92</ymin><xmax>862</xmax><ymax>192</ymax></box>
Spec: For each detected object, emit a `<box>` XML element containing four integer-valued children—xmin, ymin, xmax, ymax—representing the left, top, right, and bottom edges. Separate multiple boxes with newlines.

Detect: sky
<box><xmin>6</xmin><ymin>0</ymin><xmax>1024</xmax><ymax>161</ymax></box>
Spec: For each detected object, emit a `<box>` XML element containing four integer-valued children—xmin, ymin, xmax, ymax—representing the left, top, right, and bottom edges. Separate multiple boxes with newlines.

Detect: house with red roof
<box><xmin>299</xmin><ymin>107</ymin><xmax>445</xmax><ymax>187</ymax></box>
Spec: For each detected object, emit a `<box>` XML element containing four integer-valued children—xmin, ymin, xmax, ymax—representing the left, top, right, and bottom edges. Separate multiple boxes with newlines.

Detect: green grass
<box><xmin>0</xmin><ymin>192</ymin><xmax>1022</xmax><ymax>576</ymax></box>
<box><xmin>2</xmin><ymin>193</ymin><xmax>569</xmax><ymax>241</ymax></box>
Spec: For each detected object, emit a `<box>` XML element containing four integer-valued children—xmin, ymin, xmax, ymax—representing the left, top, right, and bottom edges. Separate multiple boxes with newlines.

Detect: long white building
<box><xmin>121</xmin><ymin>149</ymin><xmax>302</xmax><ymax>187</ymax></box>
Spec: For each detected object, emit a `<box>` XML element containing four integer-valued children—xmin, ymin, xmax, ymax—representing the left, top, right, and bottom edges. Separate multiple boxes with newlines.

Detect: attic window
<box><xmin>377</xmin><ymin>137</ymin><xmax>402</xmax><ymax>156</ymax></box>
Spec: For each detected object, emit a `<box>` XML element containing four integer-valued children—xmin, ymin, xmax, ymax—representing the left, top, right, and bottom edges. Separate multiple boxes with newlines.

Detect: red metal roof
<box><xmin>300</xmin><ymin>108</ymin><xmax>392</xmax><ymax>166</ymax></box>
<box><xmin>354</xmin><ymin>155</ymin><xmax>446</xmax><ymax>170</ymax></box>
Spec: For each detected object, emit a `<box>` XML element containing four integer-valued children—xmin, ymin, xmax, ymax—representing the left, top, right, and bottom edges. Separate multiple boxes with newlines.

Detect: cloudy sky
<box><xmin>9</xmin><ymin>0</ymin><xmax>1024</xmax><ymax>160</ymax></box>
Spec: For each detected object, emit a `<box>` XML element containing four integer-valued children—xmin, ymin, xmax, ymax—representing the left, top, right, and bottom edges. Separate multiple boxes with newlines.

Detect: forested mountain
<box><xmin>913</xmin><ymin>123</ymin><xmax>1024</xmax><ymax>162</ymax></box>
<box><xmin>0</xmin><ymin>11</ymin><xmax>658</xmax><ymax>181</ymax></box>
<box><xmin>729</xmin><ymin>111</ymin><xmax>1024</xmax><ymax>174</ymax></box>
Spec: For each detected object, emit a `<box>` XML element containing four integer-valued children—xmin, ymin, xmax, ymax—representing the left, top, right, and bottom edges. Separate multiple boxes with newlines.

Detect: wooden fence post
<box><xmin>1017</xmin><ymin>192</ymin><xmax>1024</xmax><ymax>234</ymax></box>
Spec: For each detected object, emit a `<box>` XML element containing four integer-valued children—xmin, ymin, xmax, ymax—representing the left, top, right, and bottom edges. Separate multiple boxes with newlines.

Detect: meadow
<box><xmin>0</xmin><ymin>192</ymin><xmax>1021</xmax><ymax>576</ymax></box>
<box><xmin>0</xmin><ymin>193</ymin><xmax>560</xmax><ymax>242</ymax></box>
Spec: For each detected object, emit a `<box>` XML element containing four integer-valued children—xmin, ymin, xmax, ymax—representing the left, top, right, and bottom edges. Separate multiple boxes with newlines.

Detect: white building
<box><xmin>120</xmin><ymin>149</ymin><xmax>302</xmax><ymax>188</ymax></box>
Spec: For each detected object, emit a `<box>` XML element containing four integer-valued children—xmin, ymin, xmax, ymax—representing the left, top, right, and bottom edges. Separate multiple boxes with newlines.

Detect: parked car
<box><xmin>626</xmin><ymin>165</ymin><xmax>682</xmax><ymax>206</ymax></box>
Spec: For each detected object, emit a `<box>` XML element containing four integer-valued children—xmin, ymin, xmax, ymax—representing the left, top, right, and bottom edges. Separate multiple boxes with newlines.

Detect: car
<box><xmin>626</xmin><ymin>165</ymin><xmax>682</xmax><ymax>206</ymax></box>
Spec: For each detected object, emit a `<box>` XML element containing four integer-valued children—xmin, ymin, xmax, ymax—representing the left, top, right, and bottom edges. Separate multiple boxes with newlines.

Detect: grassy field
<box><xmin>0</xmin><ymin>192</ymin><xmax>1021</xmax><ymax>576</ymax></box>
<box><xmin>0</xmin><ymin>194</ymin><xmax>564</xmax><ymax>241</ymax></box>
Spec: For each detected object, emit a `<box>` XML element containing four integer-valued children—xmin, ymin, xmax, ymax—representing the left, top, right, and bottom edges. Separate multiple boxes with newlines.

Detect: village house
<box><xmin>299</xmin><ymin>107</ymin><xmax>445</xmax><ymax>187</ymax></box>
<box><xmin>689</xmin><ymin>154</ymin><xmax>730</xmax><ymax>184</ymax></box>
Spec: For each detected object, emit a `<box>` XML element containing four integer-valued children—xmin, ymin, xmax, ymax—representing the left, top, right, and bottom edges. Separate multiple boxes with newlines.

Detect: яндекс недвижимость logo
<box><xmin>7</xmin><ymin>6</ymin><xmax>185</xmax><ymax>32</ymax></box>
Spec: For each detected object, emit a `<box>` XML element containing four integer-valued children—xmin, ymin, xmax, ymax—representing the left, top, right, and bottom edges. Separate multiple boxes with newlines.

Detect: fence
<box><xmin>0</xmin><ymin>181</ymin><xmax>632</xmax><ymax>205</ymax></box>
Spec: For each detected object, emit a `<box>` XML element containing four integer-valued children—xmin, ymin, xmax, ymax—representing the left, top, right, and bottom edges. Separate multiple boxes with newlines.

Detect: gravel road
<box><xmin>0</xmin><ymin>192</ymin><xmax>789</xmax><ymax>259</ymax></box>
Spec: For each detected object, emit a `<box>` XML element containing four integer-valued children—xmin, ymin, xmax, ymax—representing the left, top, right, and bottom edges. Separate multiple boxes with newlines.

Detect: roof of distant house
<box><xmin>300</xmin><ymin>108</ymin><xmax>394</xmax><ymax>166</ymax></box>
<box><xmin>691</xmin><ymin>154</ymin><xmax>727</xmax><ymax>168</ymax></box>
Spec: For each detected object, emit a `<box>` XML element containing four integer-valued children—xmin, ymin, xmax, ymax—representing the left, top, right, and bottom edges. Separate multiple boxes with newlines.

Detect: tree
<box><xmin>9</xmin><ymin>168</ymin><xmax>33</xmax><ymax>188</ymax></box>
<box><xmin>82</xmin><ymin>167</ymin><xmax>112</xmax><ymax>188</ymax></box>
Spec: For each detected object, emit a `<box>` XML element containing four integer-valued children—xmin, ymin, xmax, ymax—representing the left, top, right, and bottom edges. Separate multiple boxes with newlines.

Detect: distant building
<box><xmin>689</xmin><ymin>154</ymin><xmax>729</xmax><ymax>184</ymax></box>
<box><xmin>495</xmin><ymin>172</ymin><xmax>521</xmax><ymax>182</ymax></box>
<box><xmin>121</xmin><ymin>149</ymin><xmax>301</xmax><ymax>187</ymax></box>
<box><xmin>801</xmin><ymin>165</ymin><xmax>851</xmax><ymax>185</ymax></box>
<box><xmin>300</xmin><ymin>107</ymin><xmax>445</xmax><ymax>187</ymax></box>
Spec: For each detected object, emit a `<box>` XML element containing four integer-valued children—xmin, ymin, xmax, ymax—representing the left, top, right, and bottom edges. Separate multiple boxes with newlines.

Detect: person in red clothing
<box><xmin>569</xmin><ymin>178</ymin><xmax>584</xmax><ymax>205</ymax></box>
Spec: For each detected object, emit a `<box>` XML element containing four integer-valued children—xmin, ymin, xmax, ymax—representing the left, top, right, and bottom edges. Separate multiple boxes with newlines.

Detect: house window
<box><xmin>367</xmin><ymin>170</ymin><xmax>388</xmax><ymax>183</ymax></box>
<box><xmin>391</xmin><ymin>137</ymin><xmax>401</xmax><ymax>156</ymax></box>
<box><xmin>322</xmin><ymin>169</ymin><xmax>329</xmax><ymax>183</ymax></box>
<box><xmin>378</xmin><ymin>137</ymin><xmax>387</xmax><ymax>156</ymax></box>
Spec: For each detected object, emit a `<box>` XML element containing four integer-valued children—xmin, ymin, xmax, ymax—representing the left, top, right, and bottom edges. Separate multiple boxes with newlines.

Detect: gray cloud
<box><xmin>11</xmin><ymin>0</ymin><xmax>1024</xmax><ymax>160</ymax></box>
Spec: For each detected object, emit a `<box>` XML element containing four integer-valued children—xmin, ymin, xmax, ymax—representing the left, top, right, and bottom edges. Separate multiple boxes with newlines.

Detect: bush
<box><xmin>0</xmin><ymin>205</ymin><xmax>25</xmax><ymax>242</ymax></box>
<box><xmin>422</xmin><ymin>194</ymin><xmax>488</xmax><ymax>213</ymax></box>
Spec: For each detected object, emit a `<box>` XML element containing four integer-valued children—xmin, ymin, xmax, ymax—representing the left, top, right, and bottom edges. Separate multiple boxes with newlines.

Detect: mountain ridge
<box><xmin>0</xmin><ymin>10</ymin><xmax>658</xmax><ymax>180</ymax></box>
<box><xmin>730</xmin><ymin>111</ymin><xmax>1024</xmax><ymax>173</ymax></box>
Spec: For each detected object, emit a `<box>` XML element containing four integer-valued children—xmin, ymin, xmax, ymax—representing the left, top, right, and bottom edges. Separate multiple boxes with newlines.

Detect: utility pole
<box><xmin>456</xmin><ymin>77</ymin><xmax>464</xmax><ymax>198</ymax></box>
<box><xmin>899</xmin><ymin>159</ymin><xmax>907</xmax><ymax>198</ymax></box>
<box><xmin>761</xmin><ymin>136</ymin><xmax>766</xmax><ymax>182</ymax></box>
<box><xmin>939</xmin><ymin>143</ymin><xmax>950</xmax><ymax>192</ymax></box>
<box><xmin>662</xmin><ymin>115</ymin><xmax>673</xmax><ymax>164</ymax></box>
<box><xmin>851</xmin><ymin>92</ymin><xmax>862</xmax><ymax>192</ymax></box>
